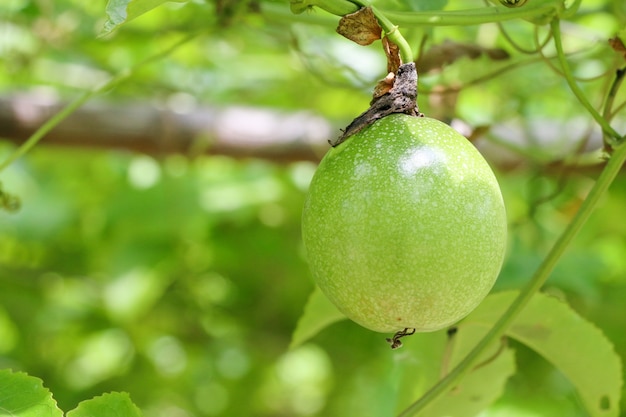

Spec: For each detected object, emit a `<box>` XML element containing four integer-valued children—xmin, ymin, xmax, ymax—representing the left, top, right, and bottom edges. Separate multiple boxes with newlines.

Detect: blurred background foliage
<box><xmin>1</xmin><ymin>0</ymin><xmax>626</xmax><ymax>416</ymax></box>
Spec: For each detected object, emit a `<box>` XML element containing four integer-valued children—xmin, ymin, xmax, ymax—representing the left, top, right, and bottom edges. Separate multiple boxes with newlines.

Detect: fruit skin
<box><xmin>302</xmin><ymin>114</ymin><xmax>507</xmax><ymax>333</ymax></box>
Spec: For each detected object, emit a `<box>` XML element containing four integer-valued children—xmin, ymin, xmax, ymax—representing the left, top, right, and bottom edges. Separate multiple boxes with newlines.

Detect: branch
<box><xmin>0</xmin><ymin>94</ymin><xmax>618</xmax><ymax>174</ymax></box>
<box><xmin>0</xmin><ymin>94</ymin><xmax>332</xmax><ymax>163</ymax></box>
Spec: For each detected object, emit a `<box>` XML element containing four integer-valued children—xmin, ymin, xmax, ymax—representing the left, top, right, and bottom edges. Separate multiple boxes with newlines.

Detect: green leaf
<box><xmin>464</xmin><ymin>291</ymin><xmax>623</xmax><ymax>417</ymax></box>
<box><xmin>388</xmin><ymin>327</ymin><xmax>515</xmax><ymax>417</ymax></box>
<box><xmin>340</xmin><ymin>331</ymin><xmax>448</xmax><ymax>417</ymax></box>
<box><xmin>102</xmin><ymin>0</ymin><xmax>187</xmax><ymax>36</ymax></box>
<box><xmin>289</xmin><ymin>286</ymin><xmax>346</xmax><ymax>349</ymax></box>
<box><xmin>414</xmin><ymin>323</ymin><xmax>516</xmax><ymax>417</ymax></box>
<box><xmin>67</xmin><ymin>392</ymin><xmax>143</xmax><ymax>417</ymax></box>
<box><xmin>0</xmin><ymin>182</ymin><xmax>20</xmax><ymax>213</ymax></box>
<box><xmin>0</xmin><ymin>369</ymin><xmax>62</xmax><ymax>417</ymax></box>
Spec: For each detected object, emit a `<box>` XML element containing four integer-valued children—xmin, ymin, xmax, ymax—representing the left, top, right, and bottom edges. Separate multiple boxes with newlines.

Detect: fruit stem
<box><xmin>603</xmin><ymin>67</ymin><xmax>626</xmax><ymax>126</ymax></box>
<box><xmin>348</xmin><ymin>0</ymin><xmax>414</xmax><ymax>63</ymax></box>
<box><xmin>396</xmin><ymin>25</ymin><xmax>626</xmax><ymax>416</ymax></box>
<box><xmin>371</xmin><ymin>5</ymin><xmax>414</xmax><ymax>64</ymax></box>
<box><xmin>288</xmin><ymin>0</ymin><xmax>415</xmax><ymax>63</ymax></box>
<box><xmin>384</xmin><ymin>5</ymin><xmax>553</xmax><ymax>26</ymax></box>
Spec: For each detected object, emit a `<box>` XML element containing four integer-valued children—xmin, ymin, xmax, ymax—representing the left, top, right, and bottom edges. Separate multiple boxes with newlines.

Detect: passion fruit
<box><xmin>302</xmin><ymin>114</ymin><xmax>507</xmax><ymax>333</ymax></box>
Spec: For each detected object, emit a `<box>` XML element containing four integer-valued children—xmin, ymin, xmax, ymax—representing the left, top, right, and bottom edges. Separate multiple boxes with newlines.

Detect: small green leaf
<box><xmin>390</xmin><ymin>331</ymin><xmax>449</xmax><ymax>414</ymax></box>
<box><xmin>102</xmin><ymin>0</ymin><xmax>187</xmax><ymax>36</ymax></box>
<box><xmin>420</xmin><ymin>346</ymin><xmax>516</xmax><ymax>417</ymax></box>
<box><xmin>67</xmin><ymin>392</ymin><xmax>143</xmax><ymax>417</ymax></box>
<box><xmin>464</xmin><ymin>291</ymin><xmax>623</xmax><ymax>417</ymax></box>
<box><xmin>0</xmin><ymin>182</ymin><xmax>20</xmax><ymax>213</ymax></box>
<box><xmin>348</xmin><ymin>331</ymin><xmax>448</xmax><ymax>417</ymax></box>
<box><xmin>0</xmin><ymin>369</ymin><xmax>62</xmax><ymax>417</ymax></box>
<box><xmin>390</xmin><ymin>327</ymin><xmax>514</xmax><ymax>417</ymax></box>
<box><xmin>289</xmin><ymin>286</ymin><xmax>346</xmax><ymax>349</ymax></box>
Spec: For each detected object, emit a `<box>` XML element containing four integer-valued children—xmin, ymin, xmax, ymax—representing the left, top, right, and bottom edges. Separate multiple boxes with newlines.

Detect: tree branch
<box><xmin>0</xmin><ymin>94</ymin><xmax>617</xmax><ymax>175</ymax></box>
<box><xmin>0</xmin><ymin>94</ymin><xmax>333</xmax><ymax>163</ymax></box>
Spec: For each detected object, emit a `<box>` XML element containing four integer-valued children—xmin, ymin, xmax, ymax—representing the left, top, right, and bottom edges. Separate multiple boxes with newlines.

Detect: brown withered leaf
<box><xmin>369</xmin><ymin>36</ymin><xmax>402</xmax><ymax>100</ymax></box>
<box><xmin>372</xmin><ymin>72</ymin><xmax>395</xmax><ymax>101</ymax></box>
<box><xmin>416</xmin><ymin>40</ymin><xmax>510</xmax><ymax>73</ymax></box>
<box><xmin>382</xmin><ymin>36</ymin><xmax>401</xmax><ymax>73</ymax></box>
<box><xmin>336</xmin><ymin>7</ymin><xmax>382</xmax><ymax>46</ymax></box>
<box><xmin>609</xmin><ymin>37</ymin><xmax>626</xmax><ymax>60</ymax></box>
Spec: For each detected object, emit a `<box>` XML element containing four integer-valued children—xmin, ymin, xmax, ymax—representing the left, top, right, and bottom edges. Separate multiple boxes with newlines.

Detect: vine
<box><xmin>550</xmin><ymin>19</ymin><xmax>623</xmax><ymax>147</ymax></box>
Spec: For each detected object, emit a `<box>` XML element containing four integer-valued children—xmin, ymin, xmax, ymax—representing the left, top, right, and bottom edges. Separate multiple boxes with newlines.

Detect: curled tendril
<box><xmin>386</xmin><ymin>328</ymin><xmax>416</xmax><ymax>349</ymax></box>
<box><xmin>499</xmin><ymin>0</ymin><xmax>529</xmax><ymax>7</ymax></box>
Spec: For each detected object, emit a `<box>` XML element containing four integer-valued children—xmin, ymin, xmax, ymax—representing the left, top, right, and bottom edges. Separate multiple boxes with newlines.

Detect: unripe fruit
<box><xmin>302</xmin><ymin>114</ymin><xmax>507</xmax><ymax>333</ymax></box>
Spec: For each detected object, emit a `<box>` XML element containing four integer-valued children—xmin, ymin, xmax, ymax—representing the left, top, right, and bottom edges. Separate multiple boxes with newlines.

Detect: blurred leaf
<box><xmin>0</xmin><ymin>182</ymin><xmax>20</xmax><ymax>213</ymax></box>
<box><xmin>0</xmin><ymin>307</ymin><xmax>18</xmax><ymax>353</ymax></box>
<box><xmin>290</xmin><ymin>286</ymin><xmax>346</xmax><ymax>349</ymax></box>
<box><xmin>67</xmin><ymin>392</ymin><xmax>143</xmax><ymax>417</ymax></box>
<box><xmin>389</xmin><ymin>331</ymin><xmax>447</xmax><ymax>415</ymax></box>
<box><xmin>389</xmin><ymin>326</ymin><xmax>515</xmax><ymax>417</ymax></box>
<box><xmin>102</xmin><ymin>0</ymin><xmax>187</xmax><ymax>35</ymax></box>
<box><xmin>0</xmin><ymin>369</ymin><xmax>62</xmax><ymax>417</ymax></box>
<box><xmin>609</xmin><ymin>35</ymin><xmax>626</xmax><ymax>60</ymax></box>
<box><xmin>465</xmin><ymin>291</ymin><xmax>623</xmax><ymax>417</ymax></box>
<box><xmin>65</xmin><ymin>328</ymin><xmax>135</xmax><ymax>390</ymax></box>
<box><xmin>416</xmin><ymin>40</ymin><xmax>509</xmax><ymax>73</ymax></box>
<box><xmin>420</xmin><ymin>345</ymin><xmax>516</xmax><ymax>417</ymax></box>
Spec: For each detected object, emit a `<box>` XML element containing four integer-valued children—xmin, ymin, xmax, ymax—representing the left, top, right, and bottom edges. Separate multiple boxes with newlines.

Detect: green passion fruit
<box><xmin>302</xmin><ymin>114</ymin><xmax>507</xmax><ymax>333</ymax></box>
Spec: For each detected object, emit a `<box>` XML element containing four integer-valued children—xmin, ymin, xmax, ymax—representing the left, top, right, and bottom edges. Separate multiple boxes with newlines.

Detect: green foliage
<box><xmin>0</xmin><ymin>370</ymin><xmax>61</xmax><ymax>417</ymax></box>
<box><xmin>102</xmin><ymin>0</ymin><xmax>188</xmax><ymax>35</ymax></box>
<box><xmin>294</xmin><ymin>289</ymin><xmax>623</xmax><ymax>416</ymax></box>
<box><xmin>417</xmin><ymin>338</ymin><xmax>516</xmax><ymax>417</ymax></box>
<box><xmin>67</xmin><ymin>393</ymin><xmax>143</xmax><ymax>417</ymax></box>
<box><xmin>0</xmin><ymin>369</ymin><xmax>143</xmax><ymax>417</ymax></box>
<box><xmin>1</xmin><ymin>0</ymin><xmax>626</xmax><ymax>416</ymax></box>
<box><xmin>0</xmin><ymin>182</ymin><xmax>20</xmax><ymax>213</ymax></box>
<box><xmin>290</xmin><ymin>286</ymin><xmax>346</xmax><ymax>350</ymax></box>
<box><xmin>466</xmin><ymin>291</ymin><xmax>623</xmax><ymax>417</ymax></box>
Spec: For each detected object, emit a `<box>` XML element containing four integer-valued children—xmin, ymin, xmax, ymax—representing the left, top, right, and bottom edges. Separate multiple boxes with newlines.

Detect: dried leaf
<box><xmin>609</xmin><ymin>37</ymin><xmax>626</xmax><ymax>60</ymax></box>
<box><xmin>372</xmin><ymin>72</ymin><xmax>395</xmax><ymax>101</ymax></box>
<box><xmin>367</xmin><ymin>36</ymin><xmax>403</xmax><ymax>101</ymax></box>
<box><xmin>382</xmin><ymin>36</ymin><xmax>401</xmax><ymax>73</ymax></box>
<box><xmin>336</xmin><ymin>7</ymin><xmax>382</xmax><ymax>46</ymax></box>
<box><xmin>416</xmin><ymin>40</ymin><xmax>510</xmax><ymax>73</ymax></box>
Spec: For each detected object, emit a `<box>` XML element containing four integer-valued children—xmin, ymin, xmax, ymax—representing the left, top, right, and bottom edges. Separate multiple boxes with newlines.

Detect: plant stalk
<box><xmin>550</xmin><ymin>19</ymin><xmax>622</xmax><ymax>145</ymax></box>
<box><xmin>275</xmin><ymin>2</ymin><xmax>562</xmax><ymax>27</ymax></box>
<box><xmin>347</xmin><ymin>0</ymin><xmax>414</xmax><ymax>63</ymax></box>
